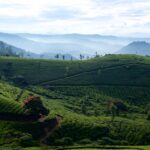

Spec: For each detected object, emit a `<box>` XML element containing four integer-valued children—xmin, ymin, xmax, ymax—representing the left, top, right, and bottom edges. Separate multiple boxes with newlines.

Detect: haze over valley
<box><xmin>0</xmin><ymin>32</ymin><xmax>150</xmax><ymax>59</ymax></box>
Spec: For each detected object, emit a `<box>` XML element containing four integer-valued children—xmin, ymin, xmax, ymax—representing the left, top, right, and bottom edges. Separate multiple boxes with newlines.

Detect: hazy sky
<box><xmin>0</xmin><ymin>0</ymin><xmax>150</xmax><ymax>36</ymax></box>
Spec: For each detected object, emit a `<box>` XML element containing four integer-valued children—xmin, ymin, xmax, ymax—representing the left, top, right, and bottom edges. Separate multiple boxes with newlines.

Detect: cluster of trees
<box><xmin>0</xmin><ymin>46</ymin><xmax>16</xmax><ymax>56</ymax></box>
<box><xmin>106</xmin><ymin>100</ymin><xmax>127</xmax><ymax>120</ymax></box>
<box><xmin>80</xmin><ymin>95</ymin><xmax>150</xmax><ymax>121</ymax></box>
<box><xmin>0</xmin><ymin>41</ymin><xmax>25</xmax><ymax>57</ymax></box>
<box><xmin>55</xmin><ymin>54</ymin><xmax>73</xmax><ymax>60</ymax></box>
<box><xmin>0</xmin><ymin>46</ymin><xmax>24</xmax><ymax>57</ymax></box>
<box><xmin>54</xmin><ymin>52</ymin><xmax>101</xmax><ymax>61</ymax></box>
<box><xmin>80</xmin><ymin>52</ymin><xmax>99</xmax><ymax>60</ymax></box>
<box><xmin>79</xmin><ymin>95</ymin><xmax>128</xmax><ymax>120</ymax></box>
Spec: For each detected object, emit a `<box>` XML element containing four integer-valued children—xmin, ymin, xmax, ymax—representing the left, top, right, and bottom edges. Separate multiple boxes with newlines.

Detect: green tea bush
<box><xmin>54</xmin><ymin>137</ymin><xmax>73</xmax><ymax>146</ymax></box>
<box><xmin>147</xmin><ymin>111</ymin><xmax>150</xmax><ymax>120</ymax></box>
<box><xmin>19</xmin><ymin>134</ymin><xmax>35</xmax><ymax>147</ymax></box>
<box><xmin>101</xmin><ymin>137</ymin><xmax>119</xmax><ymax>145</ymax></box>
<box><xmin>78</xmin><ymin>138</ymin><xmax>92</xmax><ymax>144</ymax></box>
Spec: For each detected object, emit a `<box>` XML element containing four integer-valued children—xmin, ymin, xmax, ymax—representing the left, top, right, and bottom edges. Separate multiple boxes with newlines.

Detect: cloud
<box><xmin>41</xmin><ymin>8</ymin><xmax>81</xmax><ymax>20</ymax></box>
<box><xmin>0</xmin><ymin>0</ymin><xmax>149</xmax><ymax>36</ymax></box>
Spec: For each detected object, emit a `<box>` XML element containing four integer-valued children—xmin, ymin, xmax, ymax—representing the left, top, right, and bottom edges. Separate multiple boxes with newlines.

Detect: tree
<box><xmin>0</xmin><ymin>45</ymin><xmax>17</xmax><ymax>57</ymax></box>
<box><xmin>80</xmin><ymin>54</ymin><xmax>84</xmax><ymax>60</ymax></box>
<box><xmin>106</xmin><ymin>100</ymin><xmax>127</xmax><ymax>121</ymax></box>
<box><xmin>95</xmin><ymin>51</ymin><xmax>99</xmax><ymax>57</ymax></box>
<box><xmin>113</xmin><ymin>100</ymin><xmax>127</xmax><ymax>116</ymax></box>
<box><xmin>62</xmin><ymin>55</ymin><xmax>65</xmax><ymax>60</ymax></box>
<box><xmin>55</xmin><ymin>54</ymin><xmax>59</xmax><ymax>60</ymax></box>
<box><xmin>5</xmin><ymin>46</ymin><xmax>17</xmax><ymax>56</ymax></box>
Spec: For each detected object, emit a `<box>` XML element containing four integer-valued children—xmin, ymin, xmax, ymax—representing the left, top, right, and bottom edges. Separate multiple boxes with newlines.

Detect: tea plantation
<box><xmin>0</xmin><ymin>55</ymin><xmax>150</xmax><ymax>150</ymax></box>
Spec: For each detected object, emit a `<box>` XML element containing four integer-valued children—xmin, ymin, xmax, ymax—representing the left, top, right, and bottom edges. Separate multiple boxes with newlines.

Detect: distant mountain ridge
<box><xmin>0</xmin><ymin>40</ymin><xmax>75</xmax><ymax>60</ymax></box>
<box><xmin>1</xmin><ymin>32</ymin><xmax>150</xmax><ymax>57</ymax></box>
<box><xmin>116</xmin><ymin>41</ymin><xmax>150</xmax><ymax>55</ymax></box>
<box><xmin>0</xmin><ymin>41</ymin><xmax>26</xmax><ymax>56</ymax></box>
<box><xmin>0</xmin><ymin>32</ymin><xmax>126</xmax><ymax>56</ymax></box>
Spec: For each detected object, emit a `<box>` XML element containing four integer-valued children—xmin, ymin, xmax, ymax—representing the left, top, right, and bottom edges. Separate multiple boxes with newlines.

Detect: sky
<box><xmin>0</xmin><ymin>0</ymin><xmax>150</xmax><ymax>36</ymax></box>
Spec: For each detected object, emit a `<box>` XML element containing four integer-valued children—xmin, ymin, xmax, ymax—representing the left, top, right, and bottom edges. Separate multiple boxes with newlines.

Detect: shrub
<box><xmin>79</xmin><ymin>138</ymin><xmax>92</xmax><ymax>144</ymax></box>
<box><xmin>147</xmin><ymin>111</ymin><xmax>150</xmax><ymax>120</ymax></box>
<box><xmin>120</xmin><ymin>140</ymin><xmax>129</xmax><ymax>145</ymax></box>
<box><xmin>13</xmin><ymin>75</ymin><xmax>28</xmax><ymax>87</ymax></box>
<box><xmin>139</xmin><ymin>134</ymin><xmax>150</xmax><ymax>145</ymax></box>
<box><xmin>54</xmin><ymin>137</ymin><xmax>73</xmax><ymax>146</ymax></box>
<box><xmin>97</xmin><ymin>139</ymin><xmax>104</xmax><ymax>145</ymax></box>
<box><xmin>101</xmin><ymin>137</ymin><xmax>119</xmax><ymax>145</ymax></box>
<box><xmin>90</xmin><ymin>126</ymin><xmax>109</xmax><ymax>140</ymax></box>
<box><xmin>19</xmin><ymin>134</ymin><xmax>35</xmax><ymax>147</ymax></box>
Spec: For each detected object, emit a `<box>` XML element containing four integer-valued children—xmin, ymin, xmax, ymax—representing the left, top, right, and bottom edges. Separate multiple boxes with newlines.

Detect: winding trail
<box><xmin>0</xmin><ymin>113</ymin><xmax>63</xmax><ymax>145</ymax></box>
<box><xmin>39</xmin><ymin>115</ymin><xmax>63</xmax><ymax>146</ymax></box>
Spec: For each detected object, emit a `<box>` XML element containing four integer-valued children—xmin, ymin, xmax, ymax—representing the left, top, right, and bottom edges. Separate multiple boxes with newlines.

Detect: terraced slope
<box><xmin>0</xmin><ymin>81</ymin><xmax>42</xmax><ymax>122</ymax></box>
<box><xmin>44</xmin><ymin>62</ymin><xmax>150</xmax><ymax>86</ymax></box>
<box><xmin>0</xmin><ymin>55</ymin><xmax>150</xmax><ymax>149</ymax></box>
<box><xmin>0</xmin><ymin>55</ymin><xmax>149</xmax><ymax>86</ymax></box>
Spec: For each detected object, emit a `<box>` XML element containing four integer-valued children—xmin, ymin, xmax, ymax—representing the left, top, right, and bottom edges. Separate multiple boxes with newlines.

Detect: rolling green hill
<box><xmin>0</xmin><ymin>54</ymin><xmax>150</xmax><ymax>150</ymax></box>
<box><xmin>0</xmin><ymin>55</ymin><xmax>149</xmax><ymax>86</ymax></box>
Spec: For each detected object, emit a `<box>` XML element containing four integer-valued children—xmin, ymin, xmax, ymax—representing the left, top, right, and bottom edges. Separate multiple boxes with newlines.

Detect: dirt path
<box><xmin>39</xmin><ymin>115</ymin><xmax>63</xmax><ymax>146</ymax></box>
<box><xmin>0</xmin><ymin>113</ymin><xmax>63</xmax><ymax>146</ymax></box>
<box><xmin>35</xmin><ymin>63</ymin><xmax>139</xmax><ymax>86</ymax></box>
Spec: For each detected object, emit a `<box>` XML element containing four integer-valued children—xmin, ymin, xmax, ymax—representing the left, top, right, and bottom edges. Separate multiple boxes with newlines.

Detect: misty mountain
<box><xmin>0</xmin><ymin>41</ymin><xmax>26</xmax><ymax>56</ymax></box>
<box><xmin>0</xmin><ymin>40</ymin><xmax>44</xmax><ymax>58</ymax></box>
<box><xmin>0</xmin><ymin>32</ymin><xmax>124</xmax><ymax>55</ymax></box>
<box><xmin>18</xmin><ymin>33</ymin><xmax>123</xmax><ymax>55</ymax></box>
<box><xmin>0</xmin><ymin>40</ymin><xmax>76</xmax><ymax>60</ymax></box>
<box><xmin>17</xmin><ymin>33</ymin><xmax>150</xmax><ymax>55</ymax></box>
<box><xmin>0</xmin><ymin>32</ymin><xmax>53</xmax><ymax>54</ymax></box>
<box><xmin>1</xmin><ymin>32</ymin><xmax>150</xmax><ymax>57</ymax></box>
<box><xmin>116</xmin><ymin>41</ymin><xmax>150</xmax><ymax>55</ymax></box>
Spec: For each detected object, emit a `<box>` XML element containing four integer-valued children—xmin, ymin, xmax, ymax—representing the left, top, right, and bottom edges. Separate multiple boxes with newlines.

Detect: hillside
<box><xmin>0</xmin><ymin>41</ymin><xmax>26</xmax><ymax>56</ymax></box>
<box><xmin>0</xmin><ymin>32</ymin><xmax>49</xmax><ymax>54</ymax></box>
<box><xmin>0</xmin><ymin>40</ymin><xmax>75</xmax><ymax>61</ymax></box>
<box><xmin>0</xmin><ymin>80</ymin><xmax>150</xmax><ymax>150</ymax></box>
<box><xmin>116</xmin><ymin>41</ymin><xmax>150</xmax><ymax>55</ymax></box>
<box><xmin>0</xmin><ymin>55</ymin><xmax>150</xmax><ymax>149</ymax></box>
<box><xmin>0</xmin><ymin>54</ymin><xmax>149</xmax><ymax>86</ymax></box>
<box><xmin>0</xmin><ymin>40</ymin><xmax>42</xmax><ymax>59</ymax></box>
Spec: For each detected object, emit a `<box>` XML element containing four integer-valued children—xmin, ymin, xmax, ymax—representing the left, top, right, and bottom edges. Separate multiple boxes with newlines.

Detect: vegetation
<box><xmin>0</xmin><ymin>54</ymin><xmax>149</xmax><ymax>149</ymax></box>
